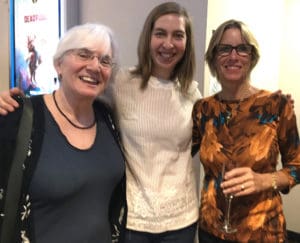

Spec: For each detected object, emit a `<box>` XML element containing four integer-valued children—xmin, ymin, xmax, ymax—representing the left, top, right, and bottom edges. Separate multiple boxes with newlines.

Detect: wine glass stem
<box><xmin>225</xmin><ymin>195</ymin><xmax>233</xmax><ymax>227</ymax></box>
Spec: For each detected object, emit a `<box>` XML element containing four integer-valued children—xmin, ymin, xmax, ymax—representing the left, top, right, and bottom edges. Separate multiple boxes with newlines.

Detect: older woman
<box><xmin>0</xmin><ymin>23</ymin><xmax>126</xmax><ymax>243</ymax></box>
<box><xmin>192</xmin><ymin>19</ymin><xmax>300</xmax><ymax>243</ymax></box>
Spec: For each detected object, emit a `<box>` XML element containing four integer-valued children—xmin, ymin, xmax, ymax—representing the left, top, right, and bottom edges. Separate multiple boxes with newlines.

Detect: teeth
<box><xmin>80</xmin><ymin>76</ymin><xmax>97</xmax><ymax>83</ymax></box>
<box><xmin>226</xmin><ymin>65</ymin><xmax>239</xmax><ymax>70</ymax></box>
<box><xmin>160</xmin><ymin>53</ymin><xmax>173</xmax><ymax>58</ymax></box>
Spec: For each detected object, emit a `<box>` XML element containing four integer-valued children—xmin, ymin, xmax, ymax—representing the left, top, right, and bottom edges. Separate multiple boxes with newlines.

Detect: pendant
<box><xmin>225</xmin><ymin>111</ymin><xmax>231</xmax><ymax>125</ymax></box>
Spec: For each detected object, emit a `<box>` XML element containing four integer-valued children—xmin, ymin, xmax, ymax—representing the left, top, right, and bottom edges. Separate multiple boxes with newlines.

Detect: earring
<box><xmin>58</xmin><ymin>73</ymin><xmax>62</xmax><ymax>81</ymax></box>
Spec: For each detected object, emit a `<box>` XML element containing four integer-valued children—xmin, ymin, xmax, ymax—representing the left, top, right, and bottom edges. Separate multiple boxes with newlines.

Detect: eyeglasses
<box><xmin>215</xmin><ymin>44</ymin><xmax>253</xmax><ymax>57</ymax></box>
<box><xmin>70</xmin><ymin>48</ymin><xmax>115</xmax><ymax>69</ymax></box>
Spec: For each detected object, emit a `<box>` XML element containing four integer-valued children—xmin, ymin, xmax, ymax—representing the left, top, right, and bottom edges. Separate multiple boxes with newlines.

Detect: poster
<box><xmin>11</xmin><ymin>0</ymin><xmax>61</xmax><ymax>96</ymax></box>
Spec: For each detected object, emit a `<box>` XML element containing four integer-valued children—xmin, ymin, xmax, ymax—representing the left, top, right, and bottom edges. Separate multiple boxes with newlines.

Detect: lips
<box><xmin>79</xmin><ymin>75</ymin><xmax>100</xmax><ymax>85</ymax></box>
<box><xmin>160</xmin><ymin>51</ymin><xmax>174</xmax><ymax>58</ymax></box>
<box><xmin>156</xmin><ymin>51</ymin><xmax>177</xmax><ymax>64</ymax></box>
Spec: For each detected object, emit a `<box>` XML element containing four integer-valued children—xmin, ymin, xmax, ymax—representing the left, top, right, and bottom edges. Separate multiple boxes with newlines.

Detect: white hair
<box><xmin>53</xmin><ymin>23</ymin><xmax>119</xmax><ymax>66</ymax></box>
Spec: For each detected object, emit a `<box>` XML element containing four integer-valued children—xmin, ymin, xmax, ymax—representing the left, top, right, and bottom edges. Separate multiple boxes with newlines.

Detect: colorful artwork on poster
<box><xmin>12</xmin><ymin>0</ymin><xmax>60</xmax><ymax>96</ymax></box>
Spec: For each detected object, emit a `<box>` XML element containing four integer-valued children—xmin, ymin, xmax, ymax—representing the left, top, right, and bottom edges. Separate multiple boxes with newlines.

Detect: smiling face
<box><xmin>150</xmin><ymin>13</ymin><xmax>187</xmax><ymax>80</ymax></box>
<box><xmin>215</xmin><ymin>28</ymin><xmax>252</xmax><ymax>86</ymax></box>
<box><xmin>55</xmin><ymin>40</ymin><xmax>113</xmax><ymax>100</ymax></box>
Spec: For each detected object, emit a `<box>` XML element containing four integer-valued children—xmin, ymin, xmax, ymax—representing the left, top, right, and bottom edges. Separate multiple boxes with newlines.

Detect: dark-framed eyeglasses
<box><xmin>215</xmin><ymin>44</ymin><xmax>253</xmax><ymax>57</ymax></box>
<box><xmin>70</xmin><ymin>48</ymin><xmax>115</xmax><ymax>69</ymax></box>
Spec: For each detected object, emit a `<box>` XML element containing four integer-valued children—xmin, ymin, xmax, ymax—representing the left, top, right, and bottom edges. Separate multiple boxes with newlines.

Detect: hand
<box><xmin>277</xmin><ymin>89</ymin><xmax>295</xmax><ymax>108</ymax></box>
<box><xmin>286</xmin><ymin>93</ymin><xmax>294</xmax><ymax>108</ymax></box>
<box><xmin>220</xmin><ymin>167</ymin><xmax>267</xmax><ymax>197</ymax></box>
<box><xmin>0</xmin><ymin>87</ymin><xmax>24</xmax><ymax>115</ymax></box>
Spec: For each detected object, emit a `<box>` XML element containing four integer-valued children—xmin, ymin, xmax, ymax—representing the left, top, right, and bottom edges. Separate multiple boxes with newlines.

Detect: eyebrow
<box><xmin>78</xmin><ymin>48</ymin><xmax>112</xmax><ymax>58</ymax></box>
<box><xmin>153</xmin><ymin>27</ymin><xmax>185</xmax><ymax>34</ymax></box>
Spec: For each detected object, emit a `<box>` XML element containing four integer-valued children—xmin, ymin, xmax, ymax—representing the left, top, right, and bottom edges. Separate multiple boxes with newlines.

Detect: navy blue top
<box><xmin>0</xmin><ymin>96</ymin><xmax>127</xmax><ymax>243</ymax></box>
<box><xmin>29</xmin><ymin>101</ymin><xmax>124</xmax><ymax>243</ymax></box>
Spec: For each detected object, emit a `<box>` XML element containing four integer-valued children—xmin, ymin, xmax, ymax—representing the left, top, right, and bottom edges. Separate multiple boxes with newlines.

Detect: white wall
<box><xmin>206</xmin><ymin>0</ymin><xmax>300</xmax><ymax>232</ymax></box>
<box><xmin>79</xmin><ymin>0</ymin><xmax>207</xmax><ymax>92</ymax></box>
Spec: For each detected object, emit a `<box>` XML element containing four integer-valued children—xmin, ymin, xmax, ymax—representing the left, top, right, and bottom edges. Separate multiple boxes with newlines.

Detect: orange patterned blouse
<box><xmin>192</xmin><ymin>90</ymin><xmax>300</xmax><ymax>243</ymax></box>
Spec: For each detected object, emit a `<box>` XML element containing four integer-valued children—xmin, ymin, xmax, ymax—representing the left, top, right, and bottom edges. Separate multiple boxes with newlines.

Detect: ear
<box><xmin>54</xmin><ymin>59</ymin><xmax>62</xmax><ymax>75</ymax></box>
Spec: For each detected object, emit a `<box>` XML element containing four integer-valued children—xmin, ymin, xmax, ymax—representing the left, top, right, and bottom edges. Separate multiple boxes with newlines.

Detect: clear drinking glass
<box><xmin>220</xmin><ymin>160</ymin><xmax>237</xmax><ymax>233</ymax></box>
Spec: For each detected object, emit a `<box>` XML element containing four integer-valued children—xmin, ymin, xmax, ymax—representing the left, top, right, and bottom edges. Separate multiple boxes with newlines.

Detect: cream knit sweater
<box><xmin>111</xmin><ymin>68</ymin><xmax>202</xmax><ymax>233</ymax></box>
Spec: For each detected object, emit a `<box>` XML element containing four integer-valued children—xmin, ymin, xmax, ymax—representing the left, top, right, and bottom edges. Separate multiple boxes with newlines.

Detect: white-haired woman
<box><xmin>0</xmin><ymin>23</ymin><xmax>127</xmax><ymax>243</ymax></box>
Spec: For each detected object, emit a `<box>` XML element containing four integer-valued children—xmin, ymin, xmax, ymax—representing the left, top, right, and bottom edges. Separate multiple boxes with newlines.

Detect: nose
<box><xmin>87</xmin><ymin>56</ymin><xmax>102</xmax><ymax>69</ymax></box>
<box><xmin>162</xmin><ymin>36</ymin><xmax>174</xmax><ymax>49</ymax></box>
<box><xmin>229</xmin><ymin>48</ymin><xmax>238</xmax><ymax>57</ymax></box>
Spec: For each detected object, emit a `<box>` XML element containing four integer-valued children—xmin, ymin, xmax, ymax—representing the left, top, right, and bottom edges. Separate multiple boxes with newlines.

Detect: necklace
<box><xmin>218</xmin><ymin>88</ymin><xmax>250</xmax><ymax>125</ymax></box>
<box><xmin>52</xmin><ymin>91</ymin><xmax>96</xmax><ymax>129</ymax></box>
<box><xmin>221</xmin><ymin>101</ymin><xmax>241</xmax><ymax>125</ymax></box>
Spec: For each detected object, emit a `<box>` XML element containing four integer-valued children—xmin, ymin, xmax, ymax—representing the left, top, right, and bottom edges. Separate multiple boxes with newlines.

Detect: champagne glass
<box><xmin>220</xmin><ymin>160</ymin><xmax>237</xmax><ymax>233</ymax></box>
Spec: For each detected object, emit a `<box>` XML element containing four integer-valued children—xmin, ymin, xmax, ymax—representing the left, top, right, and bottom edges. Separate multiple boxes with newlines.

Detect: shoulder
<box><xmin>254</xmin><ymin>90</ymin><xmax>291</xmax><ymax>110</ymax></box>
<box><xmin>255</xmin><ymin>89</ymin><xmax>287</xmax><ymax>100</ymax></box>
<box><xmin>93</xmin><ymin>99</ymin><xmax>119</xmax><ymax>132</ymax></box>
<box><xmin>192</xmin><ymin>95</ymin><xmax>218</xmax><ymax>119</ymax></box>
<box><xmin>0</xmin><ymin>96</ymin><xmax>25</xmax><ymax>139</ymax></box>
<box><xmin>93</xmin><ymin>99</ymin><xmax>114</xmax><ymax>116</ymax></box>
<box><xmin>247</xmin><ymin>90</ymin><xmax>296</xmax><ymax>123</ymax></box>
<box><xmin>186</xmin><ymin>80</ymin><xmax>202</xmax><ymax>102</ymax></box>
<box><xmin>194</xmin><ymin>94</ymin><xmax>216</xmax><ymax>107</ymax></box>
<box><xmin>114</xmin><ymin>67</ymin><xmax>137</xmax><ymax>85</ymax></box>
<box><xmin>112</xmin><ymin>67</ymin><xmax>142</xmax><ymax>99</ymax></box>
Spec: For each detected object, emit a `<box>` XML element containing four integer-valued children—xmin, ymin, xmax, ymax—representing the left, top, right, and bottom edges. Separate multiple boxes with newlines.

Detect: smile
<box><xmin>80</xmin><ymin>76</ymin><xmax>100</xmax><ymax>85</ymax></box>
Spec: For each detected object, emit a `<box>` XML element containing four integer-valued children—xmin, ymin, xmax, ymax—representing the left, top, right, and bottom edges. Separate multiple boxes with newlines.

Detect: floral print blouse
<box><xmin>192</xmin><ymin>90</ymin><xmax>300</xmax><ymax>242</ymax></box>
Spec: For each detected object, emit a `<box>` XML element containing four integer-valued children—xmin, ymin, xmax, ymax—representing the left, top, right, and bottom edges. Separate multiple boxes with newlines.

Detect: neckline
<box><xmin>52</xmin><ymin>91</ymin><xmax>96</xmax><ymax>130</ymax></box>
<box><xmin>148</xmin><ymin>76</ymin><xmax>177</xmax><ymax>89</ymax></box>
<box><xmin>216</xmin><ymin>89</ymin><xmax>263</xmax><ymax>104</ymax></box>
<box><xmin>216</xmin><ymin>90</ymin><xmax>263</xmax><ymax>126</ymax></box>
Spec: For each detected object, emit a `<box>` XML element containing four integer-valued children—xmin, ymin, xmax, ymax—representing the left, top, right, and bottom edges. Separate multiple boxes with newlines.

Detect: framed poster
<box><xmin>10</xmin><ymin>0</ymin><xmax>61</xmax><ymax>96</ymax></box>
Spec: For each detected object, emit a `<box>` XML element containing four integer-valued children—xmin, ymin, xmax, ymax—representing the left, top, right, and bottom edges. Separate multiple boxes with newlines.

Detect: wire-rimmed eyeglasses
<box><xmin>70</xmin><ymin>48</ymin><xmax>115</xmax><ymax>69</ymax></box>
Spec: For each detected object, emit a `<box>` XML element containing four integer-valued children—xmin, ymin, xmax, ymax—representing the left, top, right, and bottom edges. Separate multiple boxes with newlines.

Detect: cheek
<box><xmin>102</xmin><ymin>69</ymin><xmax>112</xmax><ymax>83</ymax></box>
<box><xmin>174</xmin><ymin>37</ymin><xmax>187</xmax><ymax>52</ymax></box>
<box><xmin>150</xmin><ymin>37</ymin><xmax>158</xmax><ymax>54</ymax></box>
<box><xmin>215</xmin><ymin>59</ymin><xmax>223</xmax><ymax>71</ymax></box>
<box><xmin>60</xmin><ymin>59</ymin><xmax>82</xmax><ymax>76</ymax></box>
<box><xmin>243</xmin><ymin>59</ymin><xmax>252</xmax><ymax>70</ymax></box>
<box><xmin>178</xmin><ymin>40</ymin><xmax>187</xmax><ymax>52</ymax></box>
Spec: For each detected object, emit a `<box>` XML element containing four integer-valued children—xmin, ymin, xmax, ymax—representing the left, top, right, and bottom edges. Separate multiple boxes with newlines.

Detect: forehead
<box><xmin>84</xmin><ymin>39</ymin><xmax>112</xmax><ymax>56</ymax></box>
<box><xmin>220</xmin><ymin>28</ymin><xmax>245</xmax><ymax>45</ymax></box>
<box><xmin>153</xmin><ymin>13</ymin><xmax>186</xmax><ymax>32</ymax></box>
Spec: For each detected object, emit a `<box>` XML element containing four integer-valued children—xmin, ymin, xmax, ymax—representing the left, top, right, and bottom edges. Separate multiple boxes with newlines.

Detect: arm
<box><xmin>222</xmin><ymin>94</ymin><xmax>300</xmax><ymax>196</ymax></box>
<box><xmin>0</xmin><ymin>88</ymin><xmax>24</xmax><ymax>115</ymax></box>
<box><xmin>191</xmin><ymin>99</ymin><xmax>202</xmax><ymax>157</ymax></box>
<box><xmin>276</xmin><ymin>94</ymin><xmax>300</xmax><ymax>193</ymax></box>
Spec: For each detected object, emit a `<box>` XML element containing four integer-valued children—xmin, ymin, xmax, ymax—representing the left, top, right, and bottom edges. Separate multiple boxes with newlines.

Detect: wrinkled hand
<box><xmin>0</xmin><ymin>87</ymin><xmax>24</xmax><ymax>115</ymax></box>
<box><xmin>220</xmin><ymin>167</ymin><xmax>267</xmax><ymax>197</ymax></box>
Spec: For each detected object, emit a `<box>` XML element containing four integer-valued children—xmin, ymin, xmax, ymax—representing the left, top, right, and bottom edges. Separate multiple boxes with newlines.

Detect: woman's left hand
<box><xmin>221</xmin><ymin>167</ymin><xmax>268</xmax><ymax>197</ymax></box>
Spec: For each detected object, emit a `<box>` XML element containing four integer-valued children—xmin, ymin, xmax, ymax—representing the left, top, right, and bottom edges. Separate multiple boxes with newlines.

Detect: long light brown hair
<box><xmin>131</xmin><ymin>2</ymin><xmax>196</xmax><ymax>95</ymax></box>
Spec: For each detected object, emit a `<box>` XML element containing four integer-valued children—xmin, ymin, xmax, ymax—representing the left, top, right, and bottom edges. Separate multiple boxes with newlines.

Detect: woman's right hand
<box><xmin>0</xmin><ymin>87</ymin><xmax>24</xmax><ymax>115</ymax></box>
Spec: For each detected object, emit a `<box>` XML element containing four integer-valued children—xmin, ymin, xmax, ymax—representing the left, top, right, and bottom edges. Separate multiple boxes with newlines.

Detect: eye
<box><xmin>153</xmin><ymin>30</ymin><xmax>166</xmax><ymax>38</ymax></box>
<box><xmin>77</xmin><ymin>49</ymin><xmax>92</xmax><ymax>60</ymax></box>
<box><xmin>100</xmin><ymin>56</ymin><xmax>113</xmax><ymax>66</ymax></box>
<box><xmin>237</xmin><ymin>44</ymin><xmax>252</xmax><ymax>53</ymax></box>
<box><xmin>217</xmin><ymin>45</ymin><xmax>231</xmax><ymax>53</ymax></box>
<box><xmin>174</xmin><ymin>32</ymin><xmax>185</xmax><ymax>40</ymax></box>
